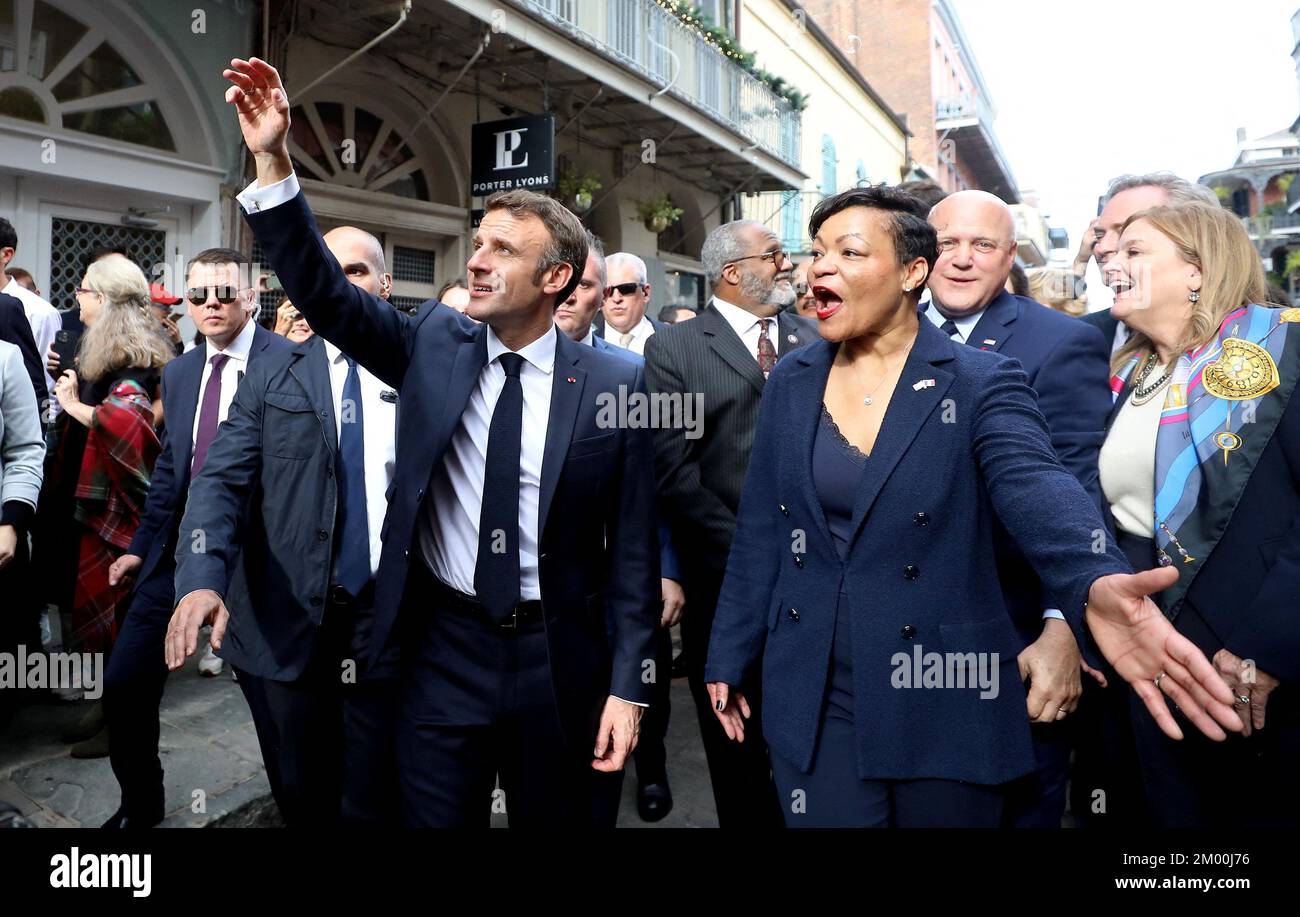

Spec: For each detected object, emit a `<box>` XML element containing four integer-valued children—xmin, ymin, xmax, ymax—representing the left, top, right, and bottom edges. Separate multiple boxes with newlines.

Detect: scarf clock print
<box><xmin>1109</xmin><ymin>304</ymin><xmax>1300</xmax><ymax>618</ymax></box>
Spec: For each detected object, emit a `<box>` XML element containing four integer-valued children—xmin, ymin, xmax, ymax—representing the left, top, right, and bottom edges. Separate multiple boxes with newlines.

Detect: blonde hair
<box><xmin>77</xmin><ymin>256</ymin><xmax>175</xmax><ymax>381</ymax></box>
<box><xmin>1026</xmin><ymin>268</ymin><xmax>1086</xmax><ymax>317</ymax></box>
<box><xmin>1111</xmin><ymin>203</ymin><xmax>1267</xmax><ymax>374</ymax></box>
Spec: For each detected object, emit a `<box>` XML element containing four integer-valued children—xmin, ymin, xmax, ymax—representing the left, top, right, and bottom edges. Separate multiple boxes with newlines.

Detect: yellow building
<box><xmin>738</xmin><ymin>0</ymin><xmax>910</xmax><ymax>255</ymax></box>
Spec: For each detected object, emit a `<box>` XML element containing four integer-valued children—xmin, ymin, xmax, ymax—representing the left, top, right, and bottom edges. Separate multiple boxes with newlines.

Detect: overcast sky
<box><xmin>950</xmin><ymin>0</ymin><xmax>1299</xmax><ymax>255</ymax></box>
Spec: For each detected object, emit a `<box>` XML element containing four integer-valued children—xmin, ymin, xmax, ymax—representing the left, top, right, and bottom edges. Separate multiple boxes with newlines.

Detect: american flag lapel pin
<box><xmin>982</xmin><ymin>339</ymin><xmax>997</xmax><ymax>349</ymax></box>
<box><xmin>566</xmin><ymin>376</ymin><xmax>577</xmax><ymax>384</ymax></box>
<box><xmin>913</xmin><ymin>378</ymin><xmax>936</xmax><ymax>391</ymax></box>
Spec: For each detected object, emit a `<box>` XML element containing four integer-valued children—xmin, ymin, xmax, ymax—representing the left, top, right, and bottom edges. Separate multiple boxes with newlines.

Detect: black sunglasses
<box><xmin>186</xmin><ymin>286</ymin><xmax>245</xmax><ymax>305</ymax></box>
<box><xmin>605</xmin><ymin>281</ymin><xmax>646</xmax><ymax>297</ymax></box>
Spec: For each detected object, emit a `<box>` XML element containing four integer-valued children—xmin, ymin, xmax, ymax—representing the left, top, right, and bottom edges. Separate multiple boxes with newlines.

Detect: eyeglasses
<box><xmin>186</xmin><ymin>286</ymin><xmax>247</xmax><ymax>305</ymax></box>
<box><xmin>73</xmin><ymin>286</ymin><xmax>100</xmax><ymax>297</ymax></box>
<box><xmin>605</xmin><ymin>281</ymin><xmax>647</xmax><ymax>297</ymax></box>
<box><xmin>729</xmin><ymin>249</ymin><xmax>788</xmax><ymax>267</ymax></box>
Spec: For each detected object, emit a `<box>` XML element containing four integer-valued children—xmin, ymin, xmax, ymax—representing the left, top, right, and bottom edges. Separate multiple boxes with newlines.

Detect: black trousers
<box><xmin>396</xmin><ymin>570</ymin><xmax>607</xmax><ymax>828</ymax></box>
<box><xmin>0</xmin><ymin>533</ymin><xmax>39</xmax><ymax>728</ymax></box>
<box><xmin>681</xmin><ymin>572</ymin><xmax>782</xmax><ymax>828</ymax></box>
<box><xmin>631</xmin><ymin>625</ymin><xmax>672</xmax><ymax>785</ymax></box>
<box><xmin>1003</xmin><ymin>722</ymin><xmax>1071</xmax><ymax>827</ymax></box>
<box><xmin>234</xmin><ymin>592</ymin><xmax>400</xmax><ymax>827</ymax></box>
<box><xmin>103</xmin><ymin>563</ymin><xmax>175</xmax><ymax>821</ymax></box>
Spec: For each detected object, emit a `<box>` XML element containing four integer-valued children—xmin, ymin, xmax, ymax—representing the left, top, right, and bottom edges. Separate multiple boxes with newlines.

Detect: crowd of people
<box><xmin>0</xmin><ymin>56</ymin><xmax>1295</xmax><ymax>830</ymax></box>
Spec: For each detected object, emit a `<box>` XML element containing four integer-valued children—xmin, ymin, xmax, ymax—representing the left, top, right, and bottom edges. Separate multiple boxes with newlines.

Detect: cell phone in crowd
<box><xmin>52</xmin><ymin>328</ymin><xmax>81</xmax><ymax>377</ymax></box>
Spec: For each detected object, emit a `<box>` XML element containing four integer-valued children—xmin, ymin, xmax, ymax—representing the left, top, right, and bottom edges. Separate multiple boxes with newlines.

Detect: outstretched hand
<box><xmin>1086</xmin><ymin>567</ymin><xmax>1241</xmax><ymax>742</ymax></box>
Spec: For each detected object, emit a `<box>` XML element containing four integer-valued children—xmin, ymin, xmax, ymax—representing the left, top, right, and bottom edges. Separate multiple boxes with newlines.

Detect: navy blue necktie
<box><xmin>474</xmin><ymin>352</ymin><xmax>525</xmax><ymax>622</ymax></box>
<box><xmin>334</xmin><ymin>356</ymin><xmax>370</xmax><ymax>596</ymax></box>
<box><xmin>940</xmin><ymin>318</ymin><xmax>961</xmax><ymax>339</ymax></box>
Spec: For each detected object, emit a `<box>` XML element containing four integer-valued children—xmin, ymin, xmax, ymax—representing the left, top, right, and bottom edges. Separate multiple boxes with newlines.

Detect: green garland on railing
<box><xmin>654</xmin><ymin>0</ymin><xmax>809</xmax><ymax>112</ymax></box>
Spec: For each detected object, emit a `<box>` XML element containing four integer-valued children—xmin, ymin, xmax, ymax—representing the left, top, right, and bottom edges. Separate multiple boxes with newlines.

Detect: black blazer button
<box><xmin>787</xmin><ymin>607</ymin><xmax>800</xmax><ymax>622</ymax></box>
<box><xmin>310</xmin><ymin>595</ymin><xmax>323</xmax><ymax>607</ymax></box>
<box><xmin>794</xmin><ymin>555</ymin><xmax>804</xmax><ymax>568</ymax></box>
<box><xmin>317</xmin><ymin>529</ymin><xmax>328</xmax><ymax>541</ymax></box>
<box><xmin>901</xmin><ymin>624</ymin><xmax>916</xmax><ymax>639</ymax></box>
<box><xmin>914</xmin><ymin>512</ymin><xmax>929</xmax><ymax>526</ymax></box>
<box><xmin>779</xmin><ymin>503</ymin><xmax>789</xmax><ymax>517</ymax></box>
<box><xmin>903</xmin><ymin>564</ymin><xmax>920</xmax><ymax>580</ymax></box>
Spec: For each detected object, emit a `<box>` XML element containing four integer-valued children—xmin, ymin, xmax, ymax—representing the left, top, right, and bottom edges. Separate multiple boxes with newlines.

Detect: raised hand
<box><xmin>222</xmin><ymin>57</ymin><xmax>293</xmax><ymax>185</ymax></box>
<box><xmin>1085</xmin><ymin>567</ymin><xmax>1241</xmax><ymax>742</ymax></box>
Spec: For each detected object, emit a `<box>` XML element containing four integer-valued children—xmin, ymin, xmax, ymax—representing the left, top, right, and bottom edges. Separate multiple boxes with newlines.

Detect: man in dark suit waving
<box><xmin>644</xmin><ymin>219</ymin><xmax>815</xmax><ymax>827</ymax></box>
<box><xmin>925</xmin><ymin>190</ymin><xmax>1112</xmax><ymax>826</ymax></box>
<box><xmin>179</xmin><ymin>58</ymin><xmax>660</xmax><ymax>827</ymax></box>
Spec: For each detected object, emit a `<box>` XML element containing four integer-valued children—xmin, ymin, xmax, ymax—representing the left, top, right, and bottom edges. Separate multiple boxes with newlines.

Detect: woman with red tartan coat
<box><xmin>35</xmin><ymin>254</ymin><xmax>172</xmax><ymax>756</ymax></box>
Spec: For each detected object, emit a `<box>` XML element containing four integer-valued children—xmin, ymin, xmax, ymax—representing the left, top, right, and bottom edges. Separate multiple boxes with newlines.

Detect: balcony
<box><xmin>934</xmin><ymin>93</ymin><xmax>1019</xmax><ymax>203</ymax></box>
<box><xmin>520</xmin><ymin>0</ymin><xmax>802</xmax><ymax>173</ymax></box>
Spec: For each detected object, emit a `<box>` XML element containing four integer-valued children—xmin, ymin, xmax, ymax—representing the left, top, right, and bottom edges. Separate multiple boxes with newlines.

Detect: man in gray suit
<box><xmin>644</xmin><ymin>220</ymin><xmax>815</xmax><ymax>827</ymax></box>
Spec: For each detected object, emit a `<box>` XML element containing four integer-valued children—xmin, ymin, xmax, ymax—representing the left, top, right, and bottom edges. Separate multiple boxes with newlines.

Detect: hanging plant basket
<box><xmin>557</xmin><ymin>165</ymin><xmax>602</xmax><ymax>215</ymax></box>
<box><xmin>637</xmin><ymin>193</ymin><xmax>685</xmax><ymax>234</ymax></box>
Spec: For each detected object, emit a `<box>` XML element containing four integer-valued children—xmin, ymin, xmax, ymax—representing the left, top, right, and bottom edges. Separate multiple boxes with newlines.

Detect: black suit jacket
<box><xmin>242</xmin><ymin>190</ymin><xmax>661</xmax><ymax>744</ymax></box>
<box><xmin>1081</xmin><ymin>307</ymin><xmax>1121</xmax><ymax>350</ymax></box>
<box><xmin>127</xmin><ymin>323</ymin><xmax>289</xmax><ymax>589</ymax></box>
<box><xmin>643</xmin><ymin>300</ymin><xmax>816</xmax><ymax>588</ymax></box>
<box><xmin>0</xmin><ymin>292</ymin><xmax>48</xmax><ymax>415</ymax></box>
<box><xmin>943</xmin><ymin>292</ymin><xmax>1112</xmax><ymax>642</ymax></box>
<box><xmin>174</xmin><ymin>336</ymin><xmax>365</xmax><ymax>681</ymax></box>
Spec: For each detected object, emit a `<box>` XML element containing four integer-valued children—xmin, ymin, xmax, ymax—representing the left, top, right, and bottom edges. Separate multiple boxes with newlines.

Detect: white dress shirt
<box><xmin>191</xmin><ymin>315</ymin><xmax>257</xmax><ymax>471</ymax></box>
<box><xmin>3</xmin><ymin>277</ymin><xmax>61</xmax><ymax>406</ymax></box>
<box><xmin>602</xmin><ymin>313</ymin><xmax>655</xmax><ymax>355</ymax></box>
<box><xmin>923</xmin><ymin>301</ymin><xmax>983</xmax><ymax>343</ymax></box>
<box><xmin>710</xmin><ymin>296</ymin><xmax>783</xmax><ymax>362</ymax></box>
<box><xmin>323</xmin><ymin>340</ymin><xmax>397</xmax><ymax>576</ymax></box>
<box><xmin>420</xmin><ymin>324</ymin><xmax>556</xmax><ymax>600</ymax></box>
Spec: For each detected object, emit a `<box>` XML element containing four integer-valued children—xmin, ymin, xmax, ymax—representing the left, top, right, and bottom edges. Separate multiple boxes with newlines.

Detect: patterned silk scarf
<box><xmin>1109</xmin><ymin>304</ymin><xmax>1300</xmax><ymax>616</ymax></box>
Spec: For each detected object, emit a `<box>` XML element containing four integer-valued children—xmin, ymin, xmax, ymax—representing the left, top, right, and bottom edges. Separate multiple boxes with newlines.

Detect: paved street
<box><xmin>1</xmin><ymin>633</ymin><xmax>718</xmax><ymax>828</ymax></box>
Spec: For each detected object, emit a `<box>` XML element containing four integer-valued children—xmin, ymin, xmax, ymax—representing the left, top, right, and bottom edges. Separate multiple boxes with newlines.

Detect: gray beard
<box><xmin>740</xmin><ymin>272</ymin><xmax>796</xmax><ymax>309</ymax></box>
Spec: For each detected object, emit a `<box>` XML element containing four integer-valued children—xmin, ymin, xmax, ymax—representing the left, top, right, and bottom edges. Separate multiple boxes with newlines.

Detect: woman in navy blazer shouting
<box><xmin>704</xmin><ymin>187</ymin><xmax>1241</xmax><ymax>827</ymax></box>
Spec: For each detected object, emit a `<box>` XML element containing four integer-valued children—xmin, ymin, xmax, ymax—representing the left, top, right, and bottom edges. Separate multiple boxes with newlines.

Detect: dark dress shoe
<box><xmin>101</xmin><ymin>807</ymin><xmax>163</xmax><ymax>829</ymax></box>
<box><xmin>670</xmin><ymin>652</ymin><xmax>688</xmax><ymax>680</ymax></box>
<box><xmin>637</xmin><ymin>782</ymin><xmax>673</xmax><ymax>823</ymax></box>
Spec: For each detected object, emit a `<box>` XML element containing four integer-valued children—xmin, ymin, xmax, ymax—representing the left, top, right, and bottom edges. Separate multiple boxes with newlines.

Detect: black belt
<box><xmin>430</xmin><ymin>576</ymin><xmax>543</xmax><ymax>630</ymax></box>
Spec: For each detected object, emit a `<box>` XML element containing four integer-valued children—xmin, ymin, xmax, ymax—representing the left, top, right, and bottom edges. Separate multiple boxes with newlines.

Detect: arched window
<box><xmin>287</xmin><ymin>99</ymin><xmax>432</xmax><ymax>201</ymax></box>
<box><xmin>0</xmin><ymin>0</ymin><xmax>175</xmax><ymax>150</ymax></box>
<box><xmin>820</xmin><ymin>134</ymin><xmax>837</xmax><ymax>197</ymax></box>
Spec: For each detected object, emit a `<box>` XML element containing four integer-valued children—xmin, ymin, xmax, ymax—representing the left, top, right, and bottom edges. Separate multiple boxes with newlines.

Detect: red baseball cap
<box><xmin>150</xmin><ymin>283</ymin><xmax>182</xmax><ymax>306</ymax></box>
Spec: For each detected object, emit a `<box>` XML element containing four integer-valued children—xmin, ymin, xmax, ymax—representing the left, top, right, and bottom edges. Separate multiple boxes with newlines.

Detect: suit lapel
<box><xmin>538</xmin><ymin>331</ymin><xmax>585</xmax><ymax>537</ymax></box>
<box><xmin>171</xmin><ymin>348</ymin><xmax>206</xmax><ymax>476</ymax></box>
<box><xmin>776</xmin><ymin>311</ymin><xmax>814</xmax><ymax>358</ymax></box>
<box><xmin>288</xmin><ymin>338</ymin><xmax>337</xmax><ymax>457</ymax></box>
<box><xmin>433</xmin><ymin>330</ymin><xmax>489</xmax><ymax>455</ymax></box>
<box><xmin>845</xmin><ymin>320</ymin><xmax>956</xmax><ymax>549</ymax></box>
<box><xmin>700</xmin><ymin>304</ymin><xmax>766</xmax><ymax>395</ymax></box>
<box><xmin>963</xmin><ymin>291</ymin><xmax>1019</xmax><ymax>353</ymax></box>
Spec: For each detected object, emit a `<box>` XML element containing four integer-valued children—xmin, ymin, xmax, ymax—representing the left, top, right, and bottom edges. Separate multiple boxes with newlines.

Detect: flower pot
<box><xmin>646</xmin><ymin>215</ymin><xmax>671</xmax><ymax>233</ymax></box>
<box><xmin>572</xmin><ymin>190</ymin><xmax>592</xmax><ymax>212</ymax></box>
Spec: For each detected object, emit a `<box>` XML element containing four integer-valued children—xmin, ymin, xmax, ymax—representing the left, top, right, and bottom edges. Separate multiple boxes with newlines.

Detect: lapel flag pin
<box><xmin>913</xmin><ymin>378</ymin><xmax>936</xmax><ymax>391</ymax></box>
<box><xmin>983</xmin><ymin>339</ymin><xmax>997</xmax><ymax>346</ymax></box>
<box><xmin>566</xmin><ymin>376</ymin><xmax>577</xmax><ymax>384</ymax></box>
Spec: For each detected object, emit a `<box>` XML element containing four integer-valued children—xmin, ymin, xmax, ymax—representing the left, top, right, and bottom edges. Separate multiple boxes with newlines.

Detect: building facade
<box><xmin>801</xmin><ymin>0</ymin><xmax>1018</xmax><ymax>203</ymax></box>
<box><xmin>737</xmin><ymin>0</ymin><xmax>909</xmax><ymax>257</ymax></box>
<box><xmin>1</xmin><ymin>0</ymin><xmax>809</xmax><ymax>324</ymax></box>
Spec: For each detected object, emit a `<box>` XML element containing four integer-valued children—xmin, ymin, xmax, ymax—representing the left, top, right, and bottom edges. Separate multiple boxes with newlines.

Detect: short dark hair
<box><xmin>658</xmin><ymin>303</ymin><xmax>693</xmax><ymax>323</ymax></box>
<box><xmin>808</xmin><ymin>186</ymin><xmax>938</xmax><ymax>282</ymax></box>
<box><xmin>896</xmin><ymin>180</ymin><xmax>949</xmax><ymax>215</ymax></box>
<box><xmin>437</xmin><ymin>277</ymin><xmax>467</xmax><ymax>299</ymax></box>
<box><xmin>1008</xmin><ymin>262</ymin><xmax>1030</xmax><ymax>297</ymax></box>
<box><xmin>483</xmin><ymin>190</ymin><xmax>587</xmax><ymax>307</ymax></box>
<box><xmin>0</xmin><ymin>217</ymin><xmax>16</xmax><ymax>252</ymax></box>
<box><xmin>186</xmin><ymin>247</ymin><xmax>250</xmax><ymax>280</ymax></box>
<box><xmin>4</xmin><ymin>266</ymin><xmax>33</xmax><ymax>285</ymax></box>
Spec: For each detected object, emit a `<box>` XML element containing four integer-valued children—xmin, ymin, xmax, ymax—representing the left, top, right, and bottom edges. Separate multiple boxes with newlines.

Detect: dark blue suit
<box><xmin>174</xmin><ymin>334</ymin><xmax>398</xmax><ymax>824</ymax></box>
<box><xmin>244</xmin><ymin>190</ymin><xmax>661</xmax><ymax>826</ymax></box>
<box><xmin>705</xmin><ymin>318</ymin><xmax>1130</xmax><ymax>826</ymax></box>
<box><xmin>934</xmin><ymin>291</ymin><xmax>1112</xmax><ymax>826</ymax></box>
<box><xmin>103</xmin><ymin>322</ymin><xmax>288</xmax><ymax>824</ymax></box>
